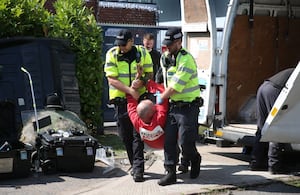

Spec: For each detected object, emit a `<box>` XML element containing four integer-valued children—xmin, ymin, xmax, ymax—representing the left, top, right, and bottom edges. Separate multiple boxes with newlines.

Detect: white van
<box><xmin>180</xmin><ymin>0</ymin><xmax>300</xmax><ymax>149</ymax></box>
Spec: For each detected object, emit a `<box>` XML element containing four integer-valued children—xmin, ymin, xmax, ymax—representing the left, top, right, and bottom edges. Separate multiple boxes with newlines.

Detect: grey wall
<box><xmin>157</xmin><ymin>0</ymin><xmax>181</xmax><ymax>22</ymax></box>
<box><xmin>215</xmin><ymin>0</ymin><xmax>230</xmax><ymax>17</ymax></box>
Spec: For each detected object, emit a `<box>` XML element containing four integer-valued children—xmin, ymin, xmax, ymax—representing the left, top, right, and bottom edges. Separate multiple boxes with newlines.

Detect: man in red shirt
<box><xmin>127</xmin><ymin>80</ymin><xmax>167</xmax><ymax>149</ymax></box>
<box><xmin>128</xmin><ymin>66</ymin><xmax>189</xmax><ymax>174</ymax></box>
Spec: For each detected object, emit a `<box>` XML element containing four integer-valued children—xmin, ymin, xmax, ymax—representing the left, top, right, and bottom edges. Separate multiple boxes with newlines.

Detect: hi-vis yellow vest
<box><xmin>104</xmin><ymin>45</ymin><xmax>153</xmax><ymax>100</ymax></box>
<box><xmin>161</xmin><ymin>49</ymin><xmax>200</xmax><ymax>102</ymax></box>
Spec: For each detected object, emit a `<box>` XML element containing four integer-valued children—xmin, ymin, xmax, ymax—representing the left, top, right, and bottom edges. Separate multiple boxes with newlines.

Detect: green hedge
<box><xmin>0</xmin><ymin>0</ymin><xmax>104</xmax><ymax>134</ymax></box>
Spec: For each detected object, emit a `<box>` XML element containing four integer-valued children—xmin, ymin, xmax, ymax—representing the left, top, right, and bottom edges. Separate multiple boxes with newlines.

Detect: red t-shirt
<box><xmin>127</xmin><ymin>80</ymin><xmax>168</xmax><ymax>149</ymax></box>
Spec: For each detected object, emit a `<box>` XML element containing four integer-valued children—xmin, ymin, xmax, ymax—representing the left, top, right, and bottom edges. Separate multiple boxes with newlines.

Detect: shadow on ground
<box><xmin>0</xmin><ymin>162</ymin><xmax>127</xmax><ymax>187</ymax></box>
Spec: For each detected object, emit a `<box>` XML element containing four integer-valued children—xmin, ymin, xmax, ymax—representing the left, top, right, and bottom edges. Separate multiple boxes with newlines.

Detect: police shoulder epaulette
<box><xmin>138</xmin><ymin>45</ymin><xmax>146</xmax><ymax>53</ymax></box>
<box><xmin>139</xmin><ymin>45</ymin><xmax>146</xmax><ymax>50</ymax></box>
<box><xmin>180</xmin><ymin>50</ymin><xmax>188</xmax><ymax>55</ymax></box>
<box><xmin>111</xmin><ymin>47</ymin><xmax>118</xmax><ymax>54</ymax></box>
<box><xmin>137</xmin><ymin>45</ymin><xmax>146</xmax><ymax>58</ymax></box>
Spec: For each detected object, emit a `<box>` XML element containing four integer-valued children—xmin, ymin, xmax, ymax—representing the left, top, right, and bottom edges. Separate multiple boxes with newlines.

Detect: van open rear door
<box><xmin>261</xmin><ymin>61</ymin><xmax>300</xmax><ymax>144</ymax></box>
<box><xmin>180</xmin><ymin>0</ymin><xmax>217</xmax><ymax>127</ymax></box>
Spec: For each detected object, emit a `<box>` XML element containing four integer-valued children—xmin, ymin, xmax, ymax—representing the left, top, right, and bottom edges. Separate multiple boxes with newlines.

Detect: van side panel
<box><xmin>278</xmin><ymin>18</ymin><xmax>300</xmax><ymax>68</ymax></box>
<box><xmin>226</xmin><ymin>15</ymin><xmax>300</xmax><ymax>123</ymax></box>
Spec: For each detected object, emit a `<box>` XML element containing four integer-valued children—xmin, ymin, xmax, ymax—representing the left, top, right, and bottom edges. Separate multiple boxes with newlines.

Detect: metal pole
<box><xmin>21</xmin><ymin>67</ymin><xmax>39</xmax><ymax>132</ymax></box>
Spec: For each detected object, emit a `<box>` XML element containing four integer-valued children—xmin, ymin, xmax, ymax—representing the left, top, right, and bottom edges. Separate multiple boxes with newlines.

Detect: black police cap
<box><xmin>114</xmin><ymin>29</ymin><xmax>133</xmax><ymax>46</ymax></box>
<box><xmin>162</xmin><ymin>27</ymin><xmax>183</xmax><ymax>46</ymax></box>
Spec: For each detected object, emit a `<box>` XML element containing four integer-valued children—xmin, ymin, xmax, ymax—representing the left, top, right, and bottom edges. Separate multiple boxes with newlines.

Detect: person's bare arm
<box><xmin>132</xmin><ymin>65</ymin><xmax>153</xmax><ymax>89</ymax></box>
<box><xmin>107</xmin><ymin>76</ymin><xmax>140</xmax><ymax>100</ymax></box>
<box><xmin>160</xmin><ymin>87</ymin><xmax>177</xmax><ymax>101</ymax></box>
<box><xmin>132</xmin><ymin>65</ymin><xmax>144</xmax><ymax>89</ymax></box>
<box><xmin>135</xmin><ymin>65</ymin><xmax>143</xmax><ymax>80</ymax></box>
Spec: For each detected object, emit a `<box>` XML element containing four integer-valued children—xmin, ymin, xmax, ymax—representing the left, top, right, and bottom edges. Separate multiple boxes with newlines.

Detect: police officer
<box><xmin>104</xmin><ymin>29</ymin><xmax>153</xmax><ymax>182</ymax></box>
<box><xmin>156</xmin><ymin>27</ymin><xmax>202</xmax><ymax>186</ymax></box>
<box><xmin>250</xmin><ymin>68</ymin><xmax>294</xmax><ymax>174</ymax></box>
<box><xmin>142</xmin><ymin>33</ymin><xmax>161</xmax><ymax>80</ymax></box>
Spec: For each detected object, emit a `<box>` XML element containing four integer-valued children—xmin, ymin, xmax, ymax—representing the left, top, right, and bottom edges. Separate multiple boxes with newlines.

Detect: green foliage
<box><xmin>0</xmin><ymin>0</ymin><xmax>104</xmax><ymax>134</ymax></box>
<box><xmin>49</xmin><ymin>0</ymin><xmax>104</xmax><ymax>134</ymax></box>
<box><xmin>0</xmin><ymin>0</ymin><xmax>49</xmax><ymax>37</ymax></box>
<box><xmin>95</xmin><ymin>134</ymin><xmax>126</xmax><ymax>157</ymax></box>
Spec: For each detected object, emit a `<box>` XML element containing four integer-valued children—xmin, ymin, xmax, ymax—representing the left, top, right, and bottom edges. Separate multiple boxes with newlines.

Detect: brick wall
<box><xmin>98</xmin><ymin>7</ymin><xmax>156</xmax><ymax>25</ymax></box>
<box><xmin>44</xmin><ymin>0</ymin><xmax>157</xmax><ymax>26</ymax></box>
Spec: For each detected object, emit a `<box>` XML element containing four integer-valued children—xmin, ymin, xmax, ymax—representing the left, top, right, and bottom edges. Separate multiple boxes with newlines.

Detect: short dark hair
<box><xmin>143</xmin><ymin>33</ymin><xmax>155</xmax><ymax>40</ymax></box>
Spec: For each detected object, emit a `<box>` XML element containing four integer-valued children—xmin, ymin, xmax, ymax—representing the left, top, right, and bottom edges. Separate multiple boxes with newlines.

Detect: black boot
<box><xmin>133</xmin><ymin>172</ymin><xmax>144</xmax><ymax>182</ymax></box>
<box><xmin>158</xmin><ymin>165</ymin><xmax>176</xmax><ymax>186</ymax></box>
<box><xmin>178</xmin><ymin>163</ymin><xmax>188</xmax><ymax>173</ymax></box>
<box><xmin>190</xmin><ymin>154</ymin><xmax>201</xmax><ymax>179</ymax></box>
<box><xmin>178</xmin><ymin>157</ymin><xmax>189</xmax><ymax>173</ymax></box>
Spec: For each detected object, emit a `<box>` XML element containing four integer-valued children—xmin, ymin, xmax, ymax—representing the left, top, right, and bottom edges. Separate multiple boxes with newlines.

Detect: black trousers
<box><xmin>163</xmin><ymin>103</ymin><xmax>200</xmax><ymax>166</ymax></box>
<box><xmin>114</xmin><ymin>103</ymin><xmax>144</xmax><ymax>173</ymax></box>
<box><xmin>252</xmin><ymin>81</ymin><xmax>285</xmax><ymax>169</ymax></box>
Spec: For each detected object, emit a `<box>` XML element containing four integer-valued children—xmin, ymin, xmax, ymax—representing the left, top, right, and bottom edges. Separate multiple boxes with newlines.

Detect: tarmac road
<box><xmin>0</xmin><ymin>142</ymin><xmax>300</xmax><ymax>195</ymax></box>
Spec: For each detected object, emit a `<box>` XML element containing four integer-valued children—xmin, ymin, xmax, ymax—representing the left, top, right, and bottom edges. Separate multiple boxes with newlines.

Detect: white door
<box><xmin>261</xmin><ymin>61</ymin><xmax>300</xmax><ymax>143</ymax></box>
<box><xmin>180</xmin><ymin>0</ymin><xmax>218</xmax><ymax>127</ymax></box>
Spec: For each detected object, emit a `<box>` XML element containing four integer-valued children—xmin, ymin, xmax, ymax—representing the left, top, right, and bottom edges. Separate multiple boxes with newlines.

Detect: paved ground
<box><xmin>1</xmin><ymin>140</ymin><xmax>300</xmax><ymax>195</ymax></box>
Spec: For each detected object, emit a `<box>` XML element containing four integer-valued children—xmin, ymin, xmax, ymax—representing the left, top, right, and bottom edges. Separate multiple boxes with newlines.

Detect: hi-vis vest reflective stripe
<box><xmin>104</xmin><ymin>45</ymin><xmax>153</xmax><ymax>100</ymax></box>
<box><xmin>162</xmin><ymin>49</ymin><xmax>200</xmax><ymax>102</ymax></box>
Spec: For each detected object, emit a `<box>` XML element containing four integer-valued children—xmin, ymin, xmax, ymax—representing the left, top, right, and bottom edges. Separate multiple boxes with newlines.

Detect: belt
<box><xmin>170</xmin><ymin>97</ymin><xmax>203</xmax><ymax>108</ymax></box>
<box><xmin>109</xmin><ymin>97</ymin><xmax>127</xmax><ymax>105</ymax></box>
